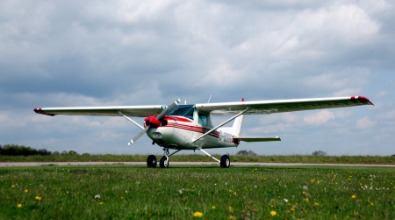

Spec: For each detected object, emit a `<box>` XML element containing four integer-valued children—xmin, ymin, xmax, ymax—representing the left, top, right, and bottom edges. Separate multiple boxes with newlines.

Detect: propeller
<box><xmin>128</xmin><ymin>99</ymin><xmax>180</xmax><ymax>145</ymax></box>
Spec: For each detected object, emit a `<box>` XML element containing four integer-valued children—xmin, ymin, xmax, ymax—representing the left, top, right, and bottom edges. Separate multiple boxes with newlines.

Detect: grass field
<box><xmin>0</xmin><ymin>164</ymin><xmax>394</xmax><ymax>219</ymax></box>
<box><xmin>1</xmin><ymin>154</ymin><xmax>394</xmax><ymax>164</ymax></box>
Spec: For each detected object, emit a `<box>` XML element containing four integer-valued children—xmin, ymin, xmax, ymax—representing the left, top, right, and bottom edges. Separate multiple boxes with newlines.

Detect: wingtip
<box><xmin>351</xmin><ymin>96</ymin><xmax>374</xmax><ymax>106</ymax></box>
<box><xmin>34</xmin><ymin>108</ymin><xmax>44</xmax><ymax>114</ymax></box>
<box><xmin>33</xmin><ymin>108</ymin><xmax>55</xmax><ymax>116</ymax></box>
<box><xmin>358</xmin><ymin>96</ymin><xmax>374</xmax><ymax>106</ymax></box>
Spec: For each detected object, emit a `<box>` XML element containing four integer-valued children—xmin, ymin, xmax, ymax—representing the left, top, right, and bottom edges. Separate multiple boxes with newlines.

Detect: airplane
<box><xmin>34</xmin><ymin>95</ymin><xmax>373</xmax><ymax>168</ymax></box>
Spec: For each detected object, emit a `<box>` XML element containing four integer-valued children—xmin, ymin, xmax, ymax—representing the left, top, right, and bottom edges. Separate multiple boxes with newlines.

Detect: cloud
<box><xmin>304</xmin><ymin>110</ymin><xmax>335</xmax><ymax>125</ymax></box>
<box><xmin>356</xmin><ymin>116</ymin><xmax>376</xmax><ymax>129</ymax></box>
<box><xmin>0</xmin><ymin>0</ymin><xmax>393</xmax><ymax>155</ymax></box>
<box><xmin>377</xmin><ymin>110</ymin><xmax>395</xmax><ymax>126</ymax></box>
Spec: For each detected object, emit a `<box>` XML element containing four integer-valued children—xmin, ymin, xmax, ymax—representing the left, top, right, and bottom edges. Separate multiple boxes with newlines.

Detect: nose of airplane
<box><xmin>144</xmin><ymin>115</ymin><xmax>161</xmax><ymax>127</ymax></box>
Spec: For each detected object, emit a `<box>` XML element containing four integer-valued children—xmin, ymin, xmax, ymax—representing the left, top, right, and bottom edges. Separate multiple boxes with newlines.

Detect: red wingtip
<box><xmin>358</xmin><ymin>96</ymin><xmax>374</xmax><ymax>106</ymax></box>
<box><xmin>351</xmin><ymin>96</ymin><xmax>374</xmax><ymax>106</ymax></box>
<box><xmin>34</xmin><ymin>108</ymin><xmax>55</xmax><ymax>116</ymax></box>
<box><xmin>34</xmin><ymin>108</ymin><xmax>42</xmax><ymax>113</ymax></box>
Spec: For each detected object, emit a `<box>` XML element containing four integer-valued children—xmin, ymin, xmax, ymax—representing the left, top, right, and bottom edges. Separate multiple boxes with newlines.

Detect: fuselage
<box><xmin>145</xmin><ymin>105</ymin><xmax>239</xmax><ymax>150</ymax></box>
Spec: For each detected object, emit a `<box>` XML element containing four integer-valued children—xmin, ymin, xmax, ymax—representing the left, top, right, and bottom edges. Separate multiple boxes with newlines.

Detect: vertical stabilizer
<box><xmin>231</xmin><ymin>97</ymin><xmax>245</xmax><ymax>136</ymax></box>
<box><xmin>231</xmin><ymin>114</ymin><xmax>244</xmax><ymax>136</ymax></box>
<box><xmin>218</xmin><ymin>98</ymin><xmax>245</xmax><ymax>136</ymax></box>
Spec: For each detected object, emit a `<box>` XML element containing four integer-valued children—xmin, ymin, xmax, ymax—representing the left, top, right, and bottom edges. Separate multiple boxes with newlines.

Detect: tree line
<box><xmin>0</xmin><ymin>144</ymin><xmax>78</xmax><ymax>156</ymax></box>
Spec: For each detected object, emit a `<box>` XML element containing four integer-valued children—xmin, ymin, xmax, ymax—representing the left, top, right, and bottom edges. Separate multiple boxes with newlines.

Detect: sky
<box><xmin>1</xmin><ymin>0</ymin><xmax>394</xmax><ymax>156</ymax></box>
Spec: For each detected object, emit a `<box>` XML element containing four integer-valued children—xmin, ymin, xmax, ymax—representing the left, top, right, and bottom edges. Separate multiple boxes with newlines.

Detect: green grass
<box><xmin>1</xmin><ymin>154</ymin><xmax>394</xmax><ymax>164</ymax></box>
<box><xmin>0</xmin><ymin>165</ymin><xmax>394</xmax><ymax>219</ymax></box>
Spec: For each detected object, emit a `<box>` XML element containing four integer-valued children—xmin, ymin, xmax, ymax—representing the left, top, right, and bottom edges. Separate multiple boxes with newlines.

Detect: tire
<box><xmin>147</xmin><ymin>155</ymin><xmax>157</xmax><ymax>168</ymax></box>
<box><xmin>159</xmin><ymin>156</ymin><xmax>169</xmax><ymax>168</ymax></box>
<box><xmin>220</xmin><ymin>155</ymin><xmax>230</xmax><ymax>168</ymax></box>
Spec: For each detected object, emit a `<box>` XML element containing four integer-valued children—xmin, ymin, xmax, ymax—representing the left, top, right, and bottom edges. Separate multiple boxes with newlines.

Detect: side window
<box><xmin>198</xmin><ymin>113</ymin><xmax>209</xmax><ymax>127</ymax></box>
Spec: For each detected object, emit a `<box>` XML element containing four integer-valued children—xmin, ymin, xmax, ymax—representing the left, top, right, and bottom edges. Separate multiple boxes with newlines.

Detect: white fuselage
<box><xmin>146</xmin><ymin>115</ymin><xmax>238</xmax><ymax>150</ymax></box>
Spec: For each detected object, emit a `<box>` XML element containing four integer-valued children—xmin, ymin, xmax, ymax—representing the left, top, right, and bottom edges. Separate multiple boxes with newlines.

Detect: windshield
<box><xmin>168</xmin><ymin>105</ymin><xmax>194</xmax><ymax>119</ymax></box>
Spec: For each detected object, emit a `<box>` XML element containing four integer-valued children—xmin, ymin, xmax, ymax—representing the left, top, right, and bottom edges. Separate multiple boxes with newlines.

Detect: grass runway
<box><xmin>0</xmin><ymin>164</ymin><xmax>394</xmax><ymax>219</ymax></box>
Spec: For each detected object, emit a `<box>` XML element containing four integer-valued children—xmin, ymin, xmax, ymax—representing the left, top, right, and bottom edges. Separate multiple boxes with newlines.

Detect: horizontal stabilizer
<box><xmin>235</xmin><ymin>136</ymin><xmax>281</xmax><ymax>142</ymax></box>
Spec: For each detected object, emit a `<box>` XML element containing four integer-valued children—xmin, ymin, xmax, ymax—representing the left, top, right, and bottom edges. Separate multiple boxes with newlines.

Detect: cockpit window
<box><xmin>168</xmin><ymin>105</ymin><xmax>194</xmax><ymax>119</ymax></box>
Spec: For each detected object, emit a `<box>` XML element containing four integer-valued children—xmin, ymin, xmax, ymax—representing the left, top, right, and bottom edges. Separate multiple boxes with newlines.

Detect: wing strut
<box><xmin>192</xmin><ymin>108</ymin><xmax>249</xmax><ymax>143</ymax></box>
<box><xmin>119</xmin><ymin>112</ymin><xmax>144</xmax><ymax>130</ymax></box>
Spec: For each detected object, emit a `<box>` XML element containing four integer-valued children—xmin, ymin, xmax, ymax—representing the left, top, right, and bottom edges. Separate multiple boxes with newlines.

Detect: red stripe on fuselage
<box><xmin>160</xmin><ymin>116</ymin><xmax>220</xmax><ymax>138</ymax></box>
<box><xmin>162</xmin><ymin>122</ymin><xmax>220</xmax><ymax>138</ymax></box>
<box><xmin>164</xmin><ymin>116</ymin><xmax>193</xmax><ymax>123</ymax></box>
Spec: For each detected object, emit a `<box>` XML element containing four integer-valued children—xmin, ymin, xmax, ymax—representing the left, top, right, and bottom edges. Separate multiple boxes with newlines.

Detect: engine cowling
<box><xmin>144</xmin><ymin>115</ymin><xmax>161</xmax><ymax>128</ymax></box>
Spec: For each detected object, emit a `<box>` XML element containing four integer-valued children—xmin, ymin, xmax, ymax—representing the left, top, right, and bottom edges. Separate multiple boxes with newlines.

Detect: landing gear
<box><xmin>197</xmin><ymin>148</ymin><xmax>231</xmax><ymax>168</ymax></box>
<box><xmin>147</xmin><ymin>155</ymin><xmax>157</xmax><ymax>168</ymax></box>
<box><xmin>220</xmin><ymin>155</ymin><xmax>230</xmax><ymax>168</ymax></box>
<box><xmin>160</xmin><ymin>156</ymin><xmax>169</xmax><ymax>168</ymax></box>
<box><xmin>146</xmin><ymin>149</ymin><xmax>182</xmax><ymax>168</ymax></box>
<box><xmin>146</xmin><ymin>149</ymin><xmax>230</xmax><ymax>168</ymax></box>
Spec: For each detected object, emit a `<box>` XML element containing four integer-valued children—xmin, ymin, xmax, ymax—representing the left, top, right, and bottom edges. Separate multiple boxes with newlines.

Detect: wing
<box><xmin>196</xmin><ymin>96</ymin><xmax>373</xmax><ymax>114</ymax></box>
<box><xmin>34</xmin><ymin>105</ymin><xmax>164</xmax><ymax>117</ymax></box>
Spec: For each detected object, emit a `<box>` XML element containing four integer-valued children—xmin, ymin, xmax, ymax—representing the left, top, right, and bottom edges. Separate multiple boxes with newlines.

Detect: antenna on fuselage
<box><xmin>207</xmin><ymin>94</ymin><xmax>213</xmax><ymax>103</ymax></box>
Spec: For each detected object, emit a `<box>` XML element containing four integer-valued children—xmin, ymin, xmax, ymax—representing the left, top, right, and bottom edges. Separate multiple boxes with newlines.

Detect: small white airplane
<box><xmin>34</xmin><ymin>95</ymin><xmax>373</xmax><ymax>168</ymax></box>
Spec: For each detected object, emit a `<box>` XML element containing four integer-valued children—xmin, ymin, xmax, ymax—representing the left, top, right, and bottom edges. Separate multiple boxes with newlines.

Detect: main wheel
<box><xmin>160</xmin><ymin>156</ymin><xmax>169</xmax><ymax>168</ymax></box>
<box><xmin>220</xmin><ymin>155</ymin><xmax>230</xmax><ymax>168</ymax></box>
<box><xmin>147</xmin><ymin>155</ymin><xmax>157</xmax><ymax>168</ymax></box>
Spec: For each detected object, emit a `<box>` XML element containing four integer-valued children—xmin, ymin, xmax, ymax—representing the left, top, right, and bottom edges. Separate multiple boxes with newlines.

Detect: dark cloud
<box><xmin>1</xmin><ymin>0</ymin><xmax>394</xmax><ymax>155</ymax></box>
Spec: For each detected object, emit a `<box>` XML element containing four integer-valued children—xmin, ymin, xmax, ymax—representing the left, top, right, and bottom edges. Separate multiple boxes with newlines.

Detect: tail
<box><xmin>229</xmin><ymin>98</ymin><xmax>282</xmax><ymax>143</ymax></box>
<box><xmin>231</xmin><ymin>98</ymin><xmax>245</xmax><ymax>136</ymax></box>
<box><xmin>221</xmin><ymin>98</ymin><xmax>245</xmax><ymax>136</ymax></box>
<box><xmin>219</xmin><ymin>114</ymin><xmax>244</xmax><ymax>137</ymax></box>
<box><xmin>231</xmin><ymin>114</ymin><xmax>244</xmax><ymax>136</ymax></box>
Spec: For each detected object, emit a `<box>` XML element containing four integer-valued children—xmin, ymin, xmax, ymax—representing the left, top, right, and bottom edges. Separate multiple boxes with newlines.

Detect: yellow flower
<box><xmin>270</xmin><ymin>210</ymin><xmax>277</xmax><ymax>217</ymax></box>
<box><xmin>228</xmin><ymin>206</ymin><xmax>234</xmax><ymax>213</ymax></box>
<box><xmin>24</xmin><ymin>189</ymin><xmax>28</xmax><ymax>193</ymax></box>
<box><xmin>211</xmin><ymin>205</ymin><xmax>216</xmax><ymax>209</ymax></box>
<box><xmin>351</xmin><ymin>195</ymin><xmax>357</xmax><ymax>199</ymax></box>
<box><xmin>193</xmin><ymin>211</ymin><xmax>203</xmax><ymax>218</ymax></box>
<box><xmin>35</xmin><ymin>196</ymin><xmax>42</xmax><ymax>201</ymax></box>
<box><xmin>99</xmin><ymin>201</ymin><xmax>104</xmax><ymax>205</ymax></box>
<box><xmin>314</xmin><ymin>202</ymin><xmax>320</xmax><ymax>207</ymax></box>
<box><xmin>17</xmin><ymin>203</ymin><xmax>23</xmax><ymax>209</ymax></box>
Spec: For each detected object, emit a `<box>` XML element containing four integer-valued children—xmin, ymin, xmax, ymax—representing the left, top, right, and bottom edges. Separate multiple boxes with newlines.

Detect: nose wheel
<box><xmin>160</xmin><ymin>156</ymin><xmax>169</xmax><ymax>168</ymax></box>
